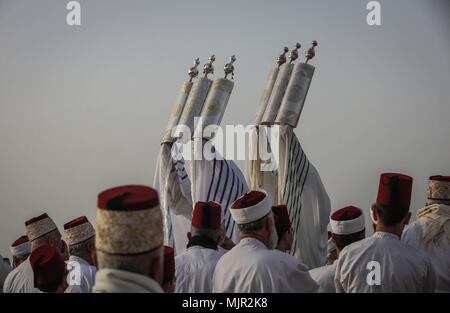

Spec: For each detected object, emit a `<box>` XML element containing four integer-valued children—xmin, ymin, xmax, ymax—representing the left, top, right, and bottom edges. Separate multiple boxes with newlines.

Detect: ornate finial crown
<box><xmin>305</xmin><ymin>40</ymin><xmax>318</xmax><ymax>63</ymax></box>
<box><xmin>289</xmin><ymin>43</ymin><xmax>301</xmax><ymax>63</ymax></box>
<box><xmin>277</xmin><ymin>47</ymin><xmax>289</xmax><ymax>67</ymax></box>
<box><xmin>188</xmin><ymin>58</ymin><xmax>200</xmax><ymax>82</ymax></box>
<box><xmin>203</xmin><ymin>55</ymin><xmax>216</xmax><ymax>78</ymax></box>
<box><xmin>224</xmin><ymin>55</ymin><xmax>236</xmax><ymax>79</ymax></box>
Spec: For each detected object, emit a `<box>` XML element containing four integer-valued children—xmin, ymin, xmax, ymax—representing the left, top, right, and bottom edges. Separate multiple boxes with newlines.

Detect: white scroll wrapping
<box><xmin>175</xmin><ymin>78</ymin><xmax>212</xmax><ymax>140</ymax></box>
<box><xmin>161</xmin><ymin>82</ymin><xmax>193</xmax><ymax>143</ymax></box>
<box><xmin>253</xmin><ymin>68</ymin><xmax>279</xmax><ymax>125</ymax></box>
<box><xmin>193</xmin><ymin>78</ymin><xmax>234</xmax><ymax>139</ymax></box>
<box><xmin>275</xmin><ymin>63</ymin><xmax>315</xmax><ymax>128</ymax></box>
<box><xmin>261</xmin><ymin>63</ymin><xmax>293</xmax><ymax>125</ymax></box>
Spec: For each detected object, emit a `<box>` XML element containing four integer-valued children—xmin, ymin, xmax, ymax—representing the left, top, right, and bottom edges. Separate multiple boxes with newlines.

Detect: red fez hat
<box><xmin>25</xmin><ymin>213</ymin><xmax>58</xmax><ymax>242</ymax></box>
<box><xmin>96</xmin><ymin>185</ymin><xmax>163</xmax><ymax>255</ymax></box>
<box><xmin>330</xmin><ymin>206</ymin><xmax>365</xmax><ymax>235</ymax></box>
<box><xmin>12</xmin><ymin>235</ymin><xmax>29</xmax><ymax>247</ymax></box>
<box><xmin>163</xmin><ymin>246</ymin><xmax>175</xmax><ymax>283</ymax></box>
<box><xmin>64</xmin><ymin>216</ymin><xmax>89</xmax><ymax>230</ymax></box>
<box><xmin>427</xmin><ymin>175</ymin><xmax>450</xmax><ymax>202</ymax></box>
<box><xmin>233</xmin><ymin>191</ymin><xmax>266</xmax><ymax>209</ymax></box>
<box><xmin>429</xmin><ymin>175</ymin><xmax>450</xmax><ymax>182</ymax></box>
<box><xmin>272</xmin><ymin>205</ymin><xmax>291</xmax><ymax>237</ymax></box>
<box><xmin>30</xmin><ymin>245</ymin><xmax>65</xmax><ymax>290</ymax></box>
<box><xmin>376</xmin><ymin>173</ymin><xmax>413</xmax><ymax>210</ymax></box>
<box><xmin>97</xmin><ymin>185</ymin><xmax>160</xmax><ymax>211</ymax></box>
<box><xmin>192</xmin><ymin>201</ymin><xmax>222</xmax><ymax>229</ymax></box>
<box><xmin>64</xmin><ymin>216</ymin><xmax>95</xmax><ymax>246</ymax></box>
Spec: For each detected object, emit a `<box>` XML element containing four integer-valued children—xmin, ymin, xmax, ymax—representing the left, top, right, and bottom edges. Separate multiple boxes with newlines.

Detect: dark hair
<box><xmin>333</xmin><ymin>229</ymin><xmax>365</xmax><ymax>251</ymax></box>
<box><xmin>375</xmin><ymin>204</ymin><xmax>408</xmax><ymax>227</ymax></box>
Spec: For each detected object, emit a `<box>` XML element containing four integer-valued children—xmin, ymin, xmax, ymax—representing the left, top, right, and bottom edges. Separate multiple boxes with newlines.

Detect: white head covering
<box><xmin>230</xmin><ymin>190</ymin><xmax>272</xmax><ymax>224</ymax></box>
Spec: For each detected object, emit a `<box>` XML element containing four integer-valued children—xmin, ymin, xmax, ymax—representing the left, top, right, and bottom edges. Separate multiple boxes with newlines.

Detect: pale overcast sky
<box><xmin>0</xmin><ymin>0</ymin><xmax>449</xmax><ymax>257</ymax></box>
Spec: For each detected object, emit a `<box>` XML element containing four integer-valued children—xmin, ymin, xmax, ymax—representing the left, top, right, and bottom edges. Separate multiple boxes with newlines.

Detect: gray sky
<box><xmin>0</xmin><ymin>0</ymin><xmax>449</xmax><ymax>258</ymax></box>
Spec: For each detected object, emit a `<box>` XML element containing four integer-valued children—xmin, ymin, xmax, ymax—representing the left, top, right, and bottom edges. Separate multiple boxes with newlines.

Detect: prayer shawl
<box><xmin>191</xmin><ymin>139</ymin><xmax>249</xmax><ymax>244</ymax></box>
<box><xmin>414</xmin><ymin>204</ymin><xmax>450</xmax><ymax>249</ymax></box>
<box><xmin>212</xmin><ymin>237</ymin><xmax>318</xmax><ymax>293</ymax></box>
<box><xmin>2</xmin><ymin>257</ymin><xmax>41</xmax><ymax>293</ymax></box>
<box><xmin>93</xmin><ymin>268</ymin><xmax>163</xmax><ymax>293</ymax></box>
<box><xmin>309</xmin><ymin>263</ymin><xmax>337</xmax><ymax>293</ymax></box>
<box><xmin>175</xmin><ymin>246</ymin><xmax>225</xmax><ymax>293</ymax></box>
<box><xmin>248</xmin><ymin>125</ymin><xmax>330</xmax><ymax>268</ymax></box>
<box><xmin>154</xmin><ymin>143</ymin><xmax>193</xmax><ymax>255</ymax></box>
<box><xmin>335</xmin><ymin>232</ymin><xmax>436</xmax><ymax>293</ymax></box>
<box><xmin>65</xmin><ymin>255</ymin><xmax>97</xmax><ymax>293</ymax></box>
<box><xmin>402</xmin><ymin>204</ymin><xmax>450</xmax><ymax>292</ymax></box>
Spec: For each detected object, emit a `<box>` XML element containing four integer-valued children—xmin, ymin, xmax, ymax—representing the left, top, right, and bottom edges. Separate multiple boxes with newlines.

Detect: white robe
<box><xmin>2</xmin><ymin>257</ymin><xmax>41</xmax><ymax>293</ymax></box>
<box><xmin>309</xmin><ymin>263</ymin><xmax>337</xmax><ymax>293</ymax></box>
<box><xmin>65</xmin><ymin>255</ymin><xmax>97</xmax><ymax>293</ymax></box>
<box><xmin>212</xmin><ymin>237</ymin><xmax>318</xmax><ymax>293</ymax></box>
<box><xmin>402</xmin><ymin>222</ymin><xmax>450</xmax><ymax>292</ymax></box>
<box><xmin>92</xmin><ymin>268</ymin><xmax>163</xmax><ymax>293</ymax></box>
<box><xmin>0</xmin><ymin>255</ymin><xmax>12</xmax><ymax>293</ymax></box>
<box><xmin>175</xmin><ymin>246</ymin><xmax>225</xmax><ymax>293</ymax></box>
<box><xmin>335</xmin><ymin>232</ymin><xmax>436</xmax><ymax>293</ymax></box>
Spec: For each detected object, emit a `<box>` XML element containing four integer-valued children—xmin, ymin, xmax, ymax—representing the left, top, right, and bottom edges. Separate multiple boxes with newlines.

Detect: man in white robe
<box><xmin>175</xmin><ymin>201</ymin><xmax>226</xmax><ymax>293</ymax></box>
<box><xmin>402</xmin><ymin>175</ymin><xmax>450</xmax><ymax>293</ymax></box>
<box><xmin>309</xmin><ymin>206</ymin><xmax>366</xmax><ymax>293</ymax></box>
<box><xmin>335</xmin><ymin>173</ymin><xmax>436</xmax><ymax>292</ymax></box>
<box><xmin>212</xmin><ymin>190</ymin><xmax>318</xmax><ymax>293</ymax></box>
<box><xmin>92</xmin><ymin>185</ymin><xmax>164</xmax><ymax>293</ymax></box>
<box><xmin>0</xmin><ymin>254</ymin><xmax>12</xmax><ymax>293</ymax></box>
<box><xmin>63</xmin><ymin>216</ymin><xmax>97</xmax><ymax>293</ymax></box>
<box><xmin>3</xmin><ymin>213</ymin><xmax>63</xmax><ymax>293</ymax></box>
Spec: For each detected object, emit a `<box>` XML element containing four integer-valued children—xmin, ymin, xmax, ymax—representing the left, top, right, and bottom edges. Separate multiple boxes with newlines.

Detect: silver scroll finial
<box><xmin>224</xmin><ymin>55</ymin><xmax>236</xmax><ymax>80</ymax></box>
<box><xmin>305</xmin><ymin>40</ymin><xmax>318</xmax><ymax>64</ymax></box>
<box><xmin>289</xmin><ymin>43</ymin><xmax>301</xmax><ymax>63</ymax></box>
<box><xmin>188</xmin><ymin>58</ymin><xmax>200</xmax><ymax>82</ymax></box>
<box><xmin>277</xmin><ymin>47</ymin><xmax>289</xmax><ymax>67</ymax></box>
<box><xmin>203</xmin><ymin>55</ymin><xmax>216</xmax><ymax>78</ymax></box>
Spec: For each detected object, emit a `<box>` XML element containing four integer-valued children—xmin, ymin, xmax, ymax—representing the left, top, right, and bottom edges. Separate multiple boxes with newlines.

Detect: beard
<box><xmin>268</xmin><ymin>218</ymin><xmax>279</xmax><ymax>250</ymax></box>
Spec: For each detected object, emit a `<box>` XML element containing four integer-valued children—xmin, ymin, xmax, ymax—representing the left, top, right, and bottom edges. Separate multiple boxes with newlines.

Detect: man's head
<box><xmin>25</xmin><ymin>213</ymin><xmax>63</xmax><ymax>254</ymax></box>
<box><xmin>162</xmin><ymin>246</ymin><xmax>175</xmax><ymax>293</ymax></box>
<box><xmin>95</xmin><ymin>185</ymin><xmax>164</xmax><ymax>284</ymax></box>
<box><xmin>373</xmin><ymin>173</ymin><xmax>413</xmax><ymax>233</ymax></box>
<box><xmin>426</xmin><ymin>175</ymin><xmax>450</xmax><ymax>206</ymax></box>
<box><xmin>187</xmin><ymin>201</ymin><xmax>223</xmax><ymax>245</ymax></box>
<box><xmin>231</xmin><ymin>190</ymin><xmax>278</xmax><ymax>249</ymax></box>
<box><xmin>30</xmin><ymin>245</ymin><xmax>67</xmax><ymax>293</ymax></box>
<box><xmin>64</xmin><ymin>216</ymin><xmax>96</xmax><ymax>265</ymax></box>
<box><xmin>330</xmin><ymin>206</ymin><xmax>366</xmax><ymax>253</ymax></box>
<box><xmin>10</xmin><ymin>235</ymin><xmax>31</xmax><ymax>268</ymax></box>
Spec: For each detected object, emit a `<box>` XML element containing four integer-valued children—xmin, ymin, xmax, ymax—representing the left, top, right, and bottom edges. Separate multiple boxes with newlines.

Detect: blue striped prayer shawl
<box><xmin>281</xmin><ymin>131</ymin><xmax>310</xmax><ymax>255</ymax></box>
<box><xmin>192</xmin><ymin>145</ymin><xmax>249</xmax><ymax>243</ymax></box>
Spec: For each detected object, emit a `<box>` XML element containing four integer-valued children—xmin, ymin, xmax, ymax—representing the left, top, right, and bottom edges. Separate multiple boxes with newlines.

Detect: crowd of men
<box><xmin>0</xmin><ymin>173</ymin><xmax>448</xmax><ymax>293</ymax></box>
